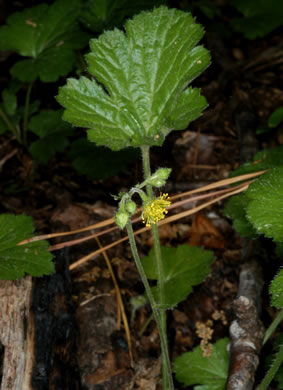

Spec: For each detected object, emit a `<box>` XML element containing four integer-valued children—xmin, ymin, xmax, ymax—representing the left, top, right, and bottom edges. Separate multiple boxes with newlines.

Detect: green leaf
<box><xmin>28</xmin><ymin>109</ymin><xmax>73</xmax><ymax>137</ymax></box>
<box><xmin>268</xmin><ymin>107</ymin><xmax>283</xmax><ymax>128</ymax></box>
<box><xmin>2</xmin><ymin>89</ymin><xmax>17</xmax><ymax>116</ymax></box>
<box><xmin>270</xmin><ymin>269</ymin><xmax>283</xmax><ymax>309</ymax></box>
<box><xmin>246</xmin><ymin>168</ymin><xmax>283</xmax><ymax>242</ymax></box>
<box><xmin>28</xmin><ymin>109</ymin><xmax>74</xmax><ymax>163</ymax></box>
<box><xmin>230</xmin><ymin>146</ymin><xmax>283</xmax><ymax>177</ymax></box>
<box><xmin>0</xmin><ymin>214</ymin><xmax>54</xmax><ymax>280</ymax></box>
<box><xmin>174</xmin><ymin>338</ymin><xmax>229</xmax><ymax>388</ymax></box>
<box><xmin>275</xmin><ymin>243</ymin><xmax>283</xmax><ymax>257</ymax></box>
<box><xmin>0</xmin><ymin>0</ymin><xmax>88</xmax><ymax>82</ymax></box>
<box><xmin>57</xmin><ymin>6</ymin><xmax>210</xmax><ymax>151</ymax></box>
<box><xmin>68</xmin><ymin>139</ymin><xmax>139</xmax><ymax>180</ymax></box>
<box><xmin>80</xmin><ymin>0</ymin><xmax>168</xmax><ymax>32</ymax></box>
<box><xmin>0</xmin><ymin>117</ymin><xmax>7</xmax><ymax>134</ymax></box>
<box><xmin>224</xmin><ymin>193</ymin><xmax>257</xmax><ymax>238</ymax></box>
<box><xmin>230</xmin><ymin>0</ymin><xmax>283</xmax><ymax>39</ymax></box>
<box><xmin>142</xmin><ymin>244</ymin><xmax>213</xmax><ymax>308</ymax></box>
<box><xmin>256</xmin><ymin>125</ymin><xmax>271</xmax><ymax>135</ymax></box>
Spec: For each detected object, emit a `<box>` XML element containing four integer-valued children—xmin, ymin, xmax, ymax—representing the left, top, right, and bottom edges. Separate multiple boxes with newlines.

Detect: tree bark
<box><xmin>0</xmin><ymin>277</ymin><xmax>34</xmax><ymax>390</ymax></box>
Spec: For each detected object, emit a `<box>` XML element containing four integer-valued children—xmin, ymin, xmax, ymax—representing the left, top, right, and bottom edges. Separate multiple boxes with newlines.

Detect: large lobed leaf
<box><xmin>57</xmin><ymin>6</ymin><xmax>210</xmax><ymax>151</ymax></box>
<box><xmin>0</xmin><ymin>0</ymin><xmax>88</xmax><ymax>82</ymax></box>
<box><xmin>174</xmin><ymin>338</ymin><xmax>229</xmax><ymax>389</ymax></box>
<box><xmin>0</xmin><ymin>214</ymin><xmax>54</xmax><ymax>280</ymax></box>
<box><xmin>142</xmin><ymin>244</ymin><xmax>213</xmax><ymax>308</ymax></box>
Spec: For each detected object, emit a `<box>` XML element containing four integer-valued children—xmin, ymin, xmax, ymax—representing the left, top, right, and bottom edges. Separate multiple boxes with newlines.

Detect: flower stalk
<box><xmin>140</xmin><ymin>145</ymin><xmax>173</xmax><ymax>390</ymax></box>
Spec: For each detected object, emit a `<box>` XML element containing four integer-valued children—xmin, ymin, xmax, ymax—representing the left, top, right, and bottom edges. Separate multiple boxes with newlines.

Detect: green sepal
<box><xmin>125</xmin><ymin>200</ymin><xmax>137</xmax><ymax>215</ymax></box>
<box><xmin>146</xmin><ymin>168</ymin><xmax>171</xmax><ymax>187</ymax></box>
<box><xmin>57</xmin><ymin>6</ymin><xmax>210</xmax><ymax>151</ymax></box>
<box><xmin>115</xmin><ymin>202</ymin><xmax>129</xmax><ymax>229</ymax></box>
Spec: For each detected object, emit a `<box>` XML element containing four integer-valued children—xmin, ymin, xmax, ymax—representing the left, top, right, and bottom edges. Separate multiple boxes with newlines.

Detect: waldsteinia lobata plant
<box><xmin>57</xmin><ymin>6</ymin><xmax>211</xmax><ymax>389</ymax></box>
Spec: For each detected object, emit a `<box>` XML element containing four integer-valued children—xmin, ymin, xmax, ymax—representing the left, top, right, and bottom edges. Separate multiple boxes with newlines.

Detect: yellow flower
<box><xmin>142</xmin><ymin>193</ymin><xmax>171</xmax><ymax>227</ymax></box>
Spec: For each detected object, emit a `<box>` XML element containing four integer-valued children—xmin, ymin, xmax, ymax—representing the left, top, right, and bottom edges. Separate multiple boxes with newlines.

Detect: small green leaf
<box><xmin>230</xmin><ymin>0</ymin><xmax>283</xmax><ymax>39</ymax></box>
<box><xmin>0</xmin><ymin>0</ymin><xmax>88</xmax><ymax>82</ymax></box>
<box><xmin>0</xmin><ymin>214</ymin><xmax>54</xmax><ymax>280</ymax></box>
<box><xmin>57</xmin><ymin>6</ymin><xmax>210</xmax><ymax>150</ymax></box>
<box><xmin>29</xmin><ymin>136</ymin><xmax>69</xmax><ymax>163</ymax></box>
<box><xmin>224</xmin><ymin>193</ymin><xmax>257</xmax><ymax>238</ymax></box>
<box><xmin>246</xmin><ymin>168</ymin><xmax>283</xmax><ymax>242</ymax></box>
<box><xmin>270</xmin><ymin>269</ymin><xmax>283</xmax><ymax>309</ymax></box>
<box><xmin>28</xmin><ymin>109</ymin><xmax>73</xmax><ymax>137</ymax></box>
<box><xmin>174</xmin><ymin>338</ymin><xmax>229</xmax><ymax>389</ymax></box>
<box><xmin>2</xmin><ymin>89</ymin><xmax>17</xmax><ymax>116</ymax></box>
<box><xmin>256</xmin><ymin>125</ymin><xmax>271</xmax><ymax>135</ymax></box>
<box><xmin>275</xmin><ymin>243</ymin><xmax>283</xmax><ymax>257</ymax></box>
<box><xmin>28</xmin><ymin>110</ymin><xmax>74</xmax><ymax>163</ymax></box>
<box><xmin>0</xmin><ymin>117</ymin><xmax>7</xmax><ymax>134</ymax></box>
<box><xmin>80</xmin><ymin>0</ymin><xmax>168</xmax><ymax>32</ymax></box>
<box><xmin>268</xmin><ymin>107</ymin><xmax>283</xmax><ymax>128</ymax></box>
<box><xmin>142</xmin><ymin>244</ymin><xmax>213</xmax><ymax>308</ymax></box>
<box><xmin>68</xmin><ymin>139</ymin><xmax>139</xmax><ymax>180</ymax></box>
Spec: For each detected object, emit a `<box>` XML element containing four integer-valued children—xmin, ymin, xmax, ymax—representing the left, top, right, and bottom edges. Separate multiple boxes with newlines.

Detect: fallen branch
<box><xmin>226</xmin><ymin>260</ymin><xmax>265</xmax><ymax>390</ymax></box>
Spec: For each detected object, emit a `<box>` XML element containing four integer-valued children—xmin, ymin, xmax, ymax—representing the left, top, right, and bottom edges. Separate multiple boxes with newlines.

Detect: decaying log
<box><xmin>0</xmin><ymin>249</ymin><xmax>78</xmax><ymax>390</ymax></box>
<box><xmin>226</xmin><ymin>259</ymin><xmax>265</xmax><ymax>390</ymax></box>
<box><xmin>0</xmin><ymin>276</ymin><xmax>34</xmax><ymax>390</ymax></box>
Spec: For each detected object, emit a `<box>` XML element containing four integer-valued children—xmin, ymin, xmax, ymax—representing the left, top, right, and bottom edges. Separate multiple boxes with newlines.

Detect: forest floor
<box><xmin>0</xmin><ymin>7</ymin><xmax>283</xmax><ymax>390</ymax></box>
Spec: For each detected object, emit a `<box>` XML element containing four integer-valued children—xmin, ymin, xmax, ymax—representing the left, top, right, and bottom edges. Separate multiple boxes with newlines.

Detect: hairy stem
<box><xmin>0</xmin><ymin>107</ymin><xmax>21</xmax><ymax>142</ymax></box>
<box><xmin>126</xmin><ymin>220</ymin><xmax>174</xmax><ymax>389</ymax></box>
<box><xmin>140</xmin><ymin>145</ymin><xmax>173</xmax><ymax>390</ymax></box>
<box><xmin>256</xmin><ymin>343</ymin><xmax>283</xmax><ymax>390</ymax></box>
<box><xmin>23</xmin><ymin>82</ymin><xmax>33</xmax><ymax>146</ymax></box>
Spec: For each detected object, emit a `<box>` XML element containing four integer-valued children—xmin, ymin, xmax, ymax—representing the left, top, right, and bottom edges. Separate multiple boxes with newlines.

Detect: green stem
<box><xmin>263</xmin><ymin>309</ymin><xmax>283</xmax><ymax>346</ymax></box>
<box><xmin>138</xmin><ymin>313</ymin><xmax>154</xmax><ymax>338</ymax></box>
<box><xmin>140</xmin><ymin>145</ymin><xmax>174</xmax><ymax>390</ymax></box>
<box><xmin>23</xmin><ymin>82</ymin><xmax>33</xmax><ymax>146</ymax></box>
<box><xmin>126</xmin><ymin>221</ymin><xmax>174</xmax><ymax>389</ymax></box>
<box><xmin>0</xmin><ymin>107</ymin><xmax>21</xmax><ymax>142</ymax></box>
<box><xmin>256</xmin><ymin>343</ymin><xmax>283</xmax><ymax>390</ymax></box>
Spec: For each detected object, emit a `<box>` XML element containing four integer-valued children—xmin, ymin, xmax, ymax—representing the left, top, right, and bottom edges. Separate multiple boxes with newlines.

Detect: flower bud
<box><xmin>125</xmin><ymin>200</ymin><xmax>137</xmax><ymax>215</ymax></box>
<box><xmin>115</xmin><ymin>201</ymin><xmax>130</xmax><ymax>229</ymax></box>
<box><xmin>146</xmin><ymin>168</ymin><xmax>171</xmax><ymax>187</ymax></box>
<box><xmin>115</xmin><ymin>210</ymin><xmax>129</xmax><ymax>229</ymax></box>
